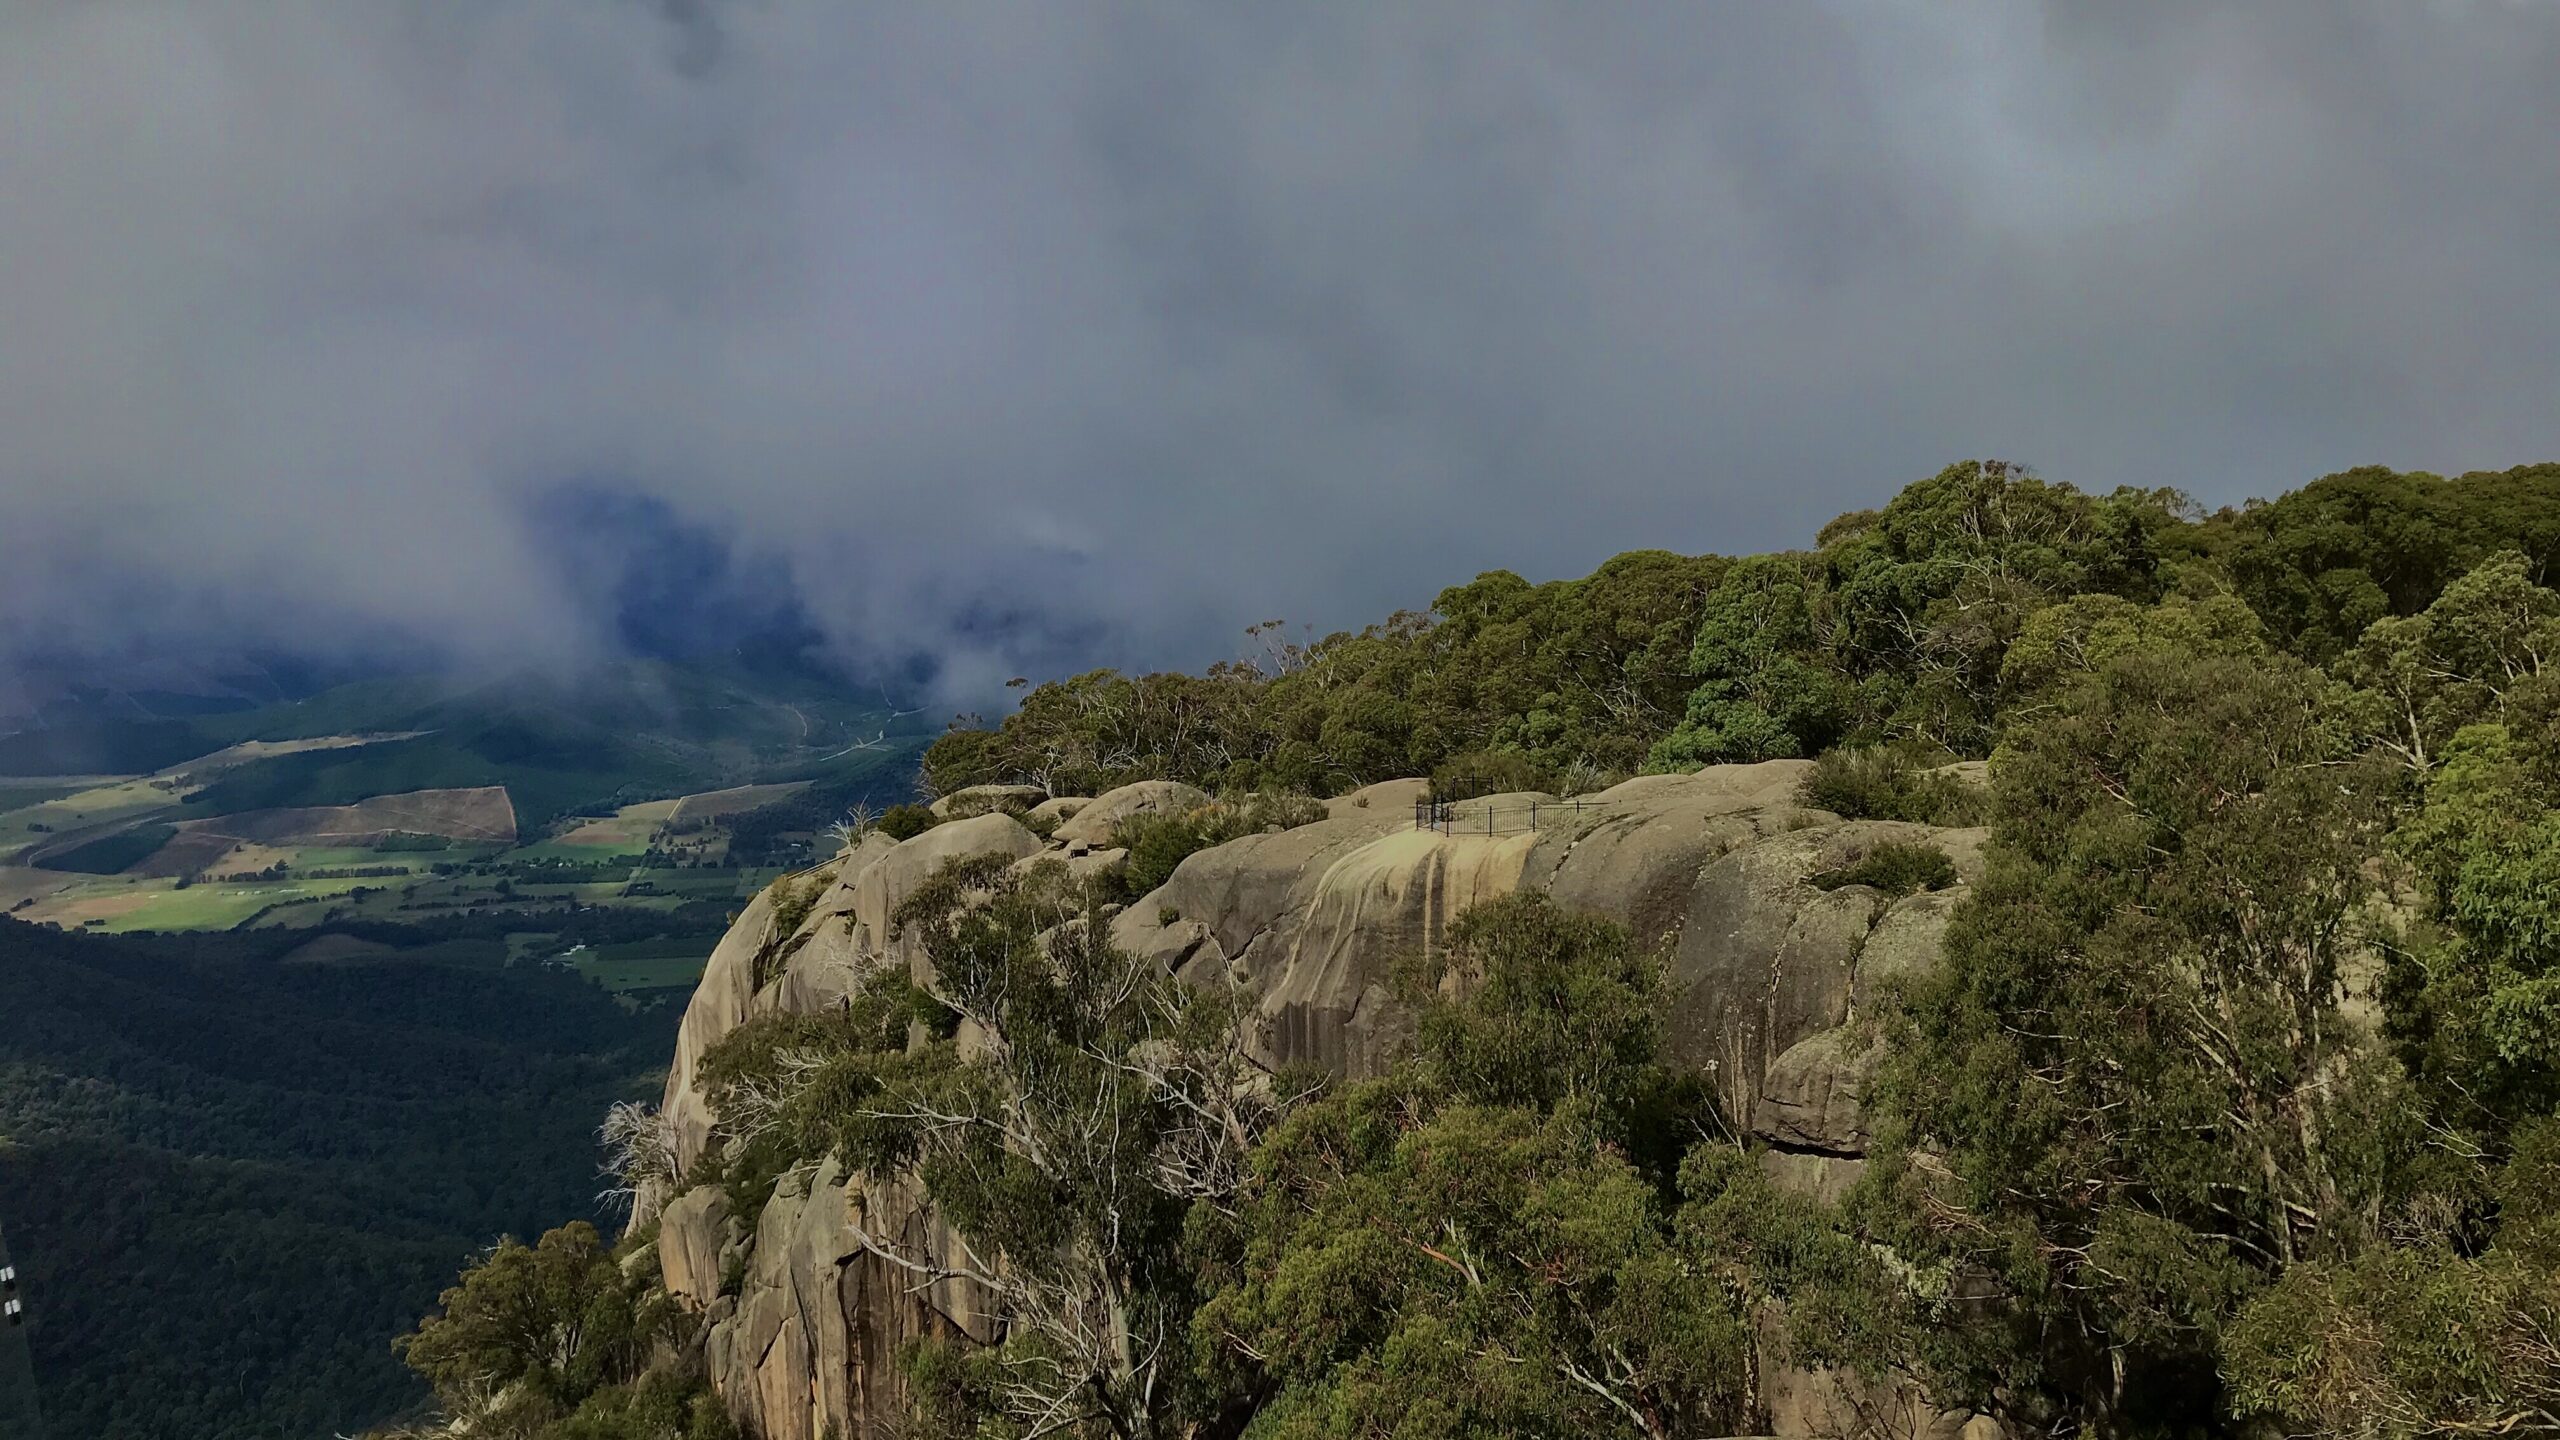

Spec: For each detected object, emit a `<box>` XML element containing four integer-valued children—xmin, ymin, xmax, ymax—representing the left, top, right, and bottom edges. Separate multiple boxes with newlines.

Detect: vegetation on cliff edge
<box><xmin>402</xmin><ymin>458</ymin><xmax>2560</xmax><ymax>1439</ymax></box>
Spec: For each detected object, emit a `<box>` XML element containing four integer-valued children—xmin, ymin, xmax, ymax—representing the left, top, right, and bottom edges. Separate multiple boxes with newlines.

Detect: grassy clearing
<box><xmin>17</xmin><ymin>873</ymin><xmax>387</xmax><ymax>933</ymax></box>
<box><xmin>152</xmin><ymin>732</ymin><xmax>419</xmax><ymax>779</ymax></box>
<box><xmin>569</xmin><ymin>941</ymin><xmax>712</xmax><ymax>993</ymax></box>
<box><xmin>525</xmin><ymin>781</ymin><xmax>812</xmax><ymax>862</ymax></box>
<box><xmin>538</xmin><ymin>798</ymin><xmax>682</xmax><ymax>857</ymax></box>
<box><xmin>0</xmin><ymin>782</ymin><xmax>87</xmax><ymax>812</ymax></box>
<box><xmin>0</xmin><ymin>776</ymin><xmax>183</xmax><ymax>858</ymax></box>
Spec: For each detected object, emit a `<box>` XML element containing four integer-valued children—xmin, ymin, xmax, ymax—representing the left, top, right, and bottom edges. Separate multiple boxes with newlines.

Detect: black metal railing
<box><xmin>1411</xmin><ymin>796</ymin><xmax>1596</xmax><ymax>836</ymax></box>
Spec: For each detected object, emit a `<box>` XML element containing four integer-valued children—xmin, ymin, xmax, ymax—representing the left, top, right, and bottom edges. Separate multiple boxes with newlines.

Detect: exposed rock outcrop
<box><xmin>646</xmin><ymin>762</ymin><xmax>1994</xmax><ymax>1438</ymax></box>
<box><xmin>1050</xmin><ymin>778</ymin><xmax>1213</xmax><ymax>847</ymax></box>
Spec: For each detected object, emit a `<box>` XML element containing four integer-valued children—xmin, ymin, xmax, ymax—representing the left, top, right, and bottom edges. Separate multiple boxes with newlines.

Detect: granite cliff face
<box><xmin>643</xmin><ymin>763</ymin><xmax>1992</xmax><ymax>1440</ymax></box>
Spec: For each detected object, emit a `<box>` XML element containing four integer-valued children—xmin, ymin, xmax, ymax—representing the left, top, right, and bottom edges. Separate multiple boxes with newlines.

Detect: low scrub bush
<box><xmin>1800</xmin><ymin>745</ymin><xmax>1989</xmax><ymax>826</ymax></box>
<box><xmin>874</xmin><ymin>803</ymin><xmax>937</xmax><ymax>841</ymax></box>
<box><xmin>1111</xmin><ymin>792</ymin><xmax>1328</xmax><ymax>898</ymax></box>
<box><xmin>1427</xmin><ymin>748</ymin><xmax>1553</xmax><ymax>803</ymax></box>
<box><xmin>1807</xmin><ymin>839</ymin><xmax>1957</xmax><ymax>897</ymax></box>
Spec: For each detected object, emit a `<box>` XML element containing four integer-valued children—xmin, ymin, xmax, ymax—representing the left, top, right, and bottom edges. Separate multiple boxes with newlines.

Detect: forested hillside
<box><xmin>399</xmin><ymin>459</ymin><xmax>2560</xmax><ymax>1439</ymax></box>
<box><xmin>0</xmin><ymin>920</ymin><xmax>680</xmax><ymax>1440</ymax></box>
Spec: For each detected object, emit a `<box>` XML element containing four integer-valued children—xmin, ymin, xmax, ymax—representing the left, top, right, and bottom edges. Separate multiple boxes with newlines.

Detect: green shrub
<box><xmin>1222</xmin><ymin>790</ymin><xmax>1327</xmax><ymax>832</ymax></box>
<box><xmin>395</xmin><ymin>1221</ymin><xmax>676</xmax><ymax>1432</ymax></box>
<box><xmin>1807</xmin><ymin>839</ymin><xmax>1957</xmax><ymax>897</ymax></box>
<box><xmin>1800</xmin><ymin>745</ymin><xmax>1989</xmax><ymax>826</ymax></box>
<box><xmin>768</xmin><ymin>871</ymin><xmax>824</xmax><ymax>935</ymax></box>
<box><xmin>875</xmin><ymin>804</ymin><xmax>936</xmax><ymax>841</ymax></box>
<box><xmin>1112</xmin><ymin>793</ymin><xmax>1328</xmax><ymax>898</ymax></box>
<box><xmin>1553</xmin><ymin>756</ymin><xmax>1626</xmax><ymax>797</ymax></box>
<box><xmin>1427</xmin><ymin>748</ymin><xmax>1553</xmax><ymax>803</ymax></box>
<box><xmin>1115</xmin><ymin>812</ymin><xmax>1218</xmax><ymax>898</ymax></box>
<box><xmin>749</xmin><ymin>870</ymin><xmax>831</xmax><ymax>990</ymax></box>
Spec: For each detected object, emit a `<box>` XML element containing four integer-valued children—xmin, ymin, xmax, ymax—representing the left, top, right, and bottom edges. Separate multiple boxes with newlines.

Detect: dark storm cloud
<box><xmin>2</xmin><ymin>0</ymin><xmax>2554</xmax><ymax>699</ymax></box>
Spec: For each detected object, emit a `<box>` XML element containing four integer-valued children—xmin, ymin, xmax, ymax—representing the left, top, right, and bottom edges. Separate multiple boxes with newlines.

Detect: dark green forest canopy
<box><xmin>0</xmin><ymin>919</ymin><xmax>678</xmax><ymax>1440</ymax></box>
<box><xmin>2197</xmin><ymin>462</ymin><xmax>2560</xmax><ymax>663</ymax></box>
<box><xmin>925</xmin><ymin>461</ymin><xmax>2560</xmax><ymax>797</ymax></box>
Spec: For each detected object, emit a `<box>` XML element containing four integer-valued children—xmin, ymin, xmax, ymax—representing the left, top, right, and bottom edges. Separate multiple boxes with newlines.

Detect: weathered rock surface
<box><xmin>1324</xmin><ymin>776</ymin><xmax>1430</xmax><ymax>819</ymax></box>
<box><xmin>1025</xmin><ymin>795</ymin><xmax>1092</xmax><ymax>826</ymax></box>
<box><xmin>659</xmin><ymin>1185</ymin><xmax>735</xmax><ymax>1307</ymax></box>
<box><xmin>1756</xmin><ymin>1027</ymin><xmax>1877</xmax><ymax>1154</ymax></box>
<box><xmin>1050</xmin><ymin>778</ymin><xmax>1213</xmax><ymax>847</ymax></box>
<box><xmin>657</xmin><ymin>815</ymin><xmax>1041</xmax><ymax>1182</ymax></box>
<box><xmin>692</xmin><ymin>1159</ymin><xmax>983</xmax><ymax>1440</ymax></box>
<box><xmin>646</xmin><ymin>760</ymin><xmax>1990</xmax><ymax>1438</ymax></box>
<box><xmin>658</xmin><ymin>882</ymin><xmax>784</xmax><ymax>1181</ymax></box>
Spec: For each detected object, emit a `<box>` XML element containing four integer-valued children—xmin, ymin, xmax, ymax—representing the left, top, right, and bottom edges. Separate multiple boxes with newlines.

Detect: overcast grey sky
<box><xmin>3</xmin><ymin>1</ymin><xmax>2555</xmax><ymax>697</ymax></box>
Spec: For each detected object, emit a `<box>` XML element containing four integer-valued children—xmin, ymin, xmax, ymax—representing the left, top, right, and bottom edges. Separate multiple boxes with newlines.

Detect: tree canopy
<box><xmin>403</xmin><ymin>457</ymin><xmax>2560</xmax><ymax>1439</ymax></box>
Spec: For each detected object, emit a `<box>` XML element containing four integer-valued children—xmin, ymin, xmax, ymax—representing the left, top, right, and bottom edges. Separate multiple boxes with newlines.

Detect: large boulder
<box><xmin>1324</xmin><ymin>777</ymin><xmax>1430</xmax><ymax>820</ymax></box>
<box><xmin>701</xmin><ymin>1159</ymin><xmax>995</xmax><ymax>1440</ymax></box>
<box><xmin>1665</xmin><ymin>819</ymin><xmax>1959</xmax><ymax>1118</ymax></box>
<box><xmin>1052</xmin><ymin>779</ymin><xmax>1214</xmax><ymax>848</ymax></box>
<box><xmin>660</xmin><ymin>1185</ymin><xmax>735</xmax><ymax>1307</ymax></box>
<box><xmin>658</xmin><ymin>819</ymin><xmax>1040</xmax><ymax>1182</ymax></box>
<box><xmin>777</xmin><ymin>833</ymin><xmax>901</xmax><ymax>1013</ymax></box>
<box><xmin>1755</xmin><ymin>1027</ymin><xmax>1876</xmax><ymax>1154</ymax></box>
<box><xmin>850</xmin><ymin>812</ymin><xmax>1044</xmax><ymax>982</ymax></box>
<box><xmin>1110</xmin><ymin>801</ymin><xmax>1492</xmax><ymax>1074</ymax></box>
<box><xmin>1854</xmin><ymin>886</ymin><xmax>1967</xmax><ymax>1001</ymax></box>
<box><xmin>1026</xmin><ymin>795</ymin><xmax>1092</xmax><ymax>826</ymax></box>
<box><xmin>1533</xmin><ymin>761</ymin><xmax>1828</xmax><ymax>961</ymax></box>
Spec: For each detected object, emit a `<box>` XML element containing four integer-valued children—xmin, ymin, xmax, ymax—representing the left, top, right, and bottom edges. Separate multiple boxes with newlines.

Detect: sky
<box><xmin>3</xmin><ymin>0</ymin><xmax>2556</xmax><ymax>704</ymax></box>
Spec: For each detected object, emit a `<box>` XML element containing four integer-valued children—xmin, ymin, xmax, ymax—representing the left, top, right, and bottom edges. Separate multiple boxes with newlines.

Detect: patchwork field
<box><xmin>0</xmin><ymin>761</ymin><xmax>804</xmax><ymax>1009</ymax></box>
<box><xmin>13</xmin><ymin>873</ymin><xmax>393</xmax><ymax>933</ymax></box>
<box><xmin>0</xmin><ymin>775</ymin><xmax>187</xmax><ymax>861</ymax></box>
<box><xmin>524</xmin><ymin>781</ymin><xmax>809</xmax><ymax>865</ymax></box>
<box><xmin>0</xmin><ymin>733</ymin><xmax>441</xmax><ymax>866</ymax></box>
<box><xmin>184</xmin><ymin>785</ymin><xmax>518</xmax><ymax>846</ymax></box>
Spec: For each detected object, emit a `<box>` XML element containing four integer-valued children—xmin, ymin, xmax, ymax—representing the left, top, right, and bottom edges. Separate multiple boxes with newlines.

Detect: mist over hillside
<box><xmin>6</xmin><ymin>4</ymin><xmax>2559</xmax><ymax>703</ymax></box>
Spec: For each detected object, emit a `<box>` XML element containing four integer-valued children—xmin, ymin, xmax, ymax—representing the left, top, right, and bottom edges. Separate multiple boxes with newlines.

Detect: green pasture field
<box><xmin>0</xmin><ymin>776</ymin><xmax>181</xmax><ymax>857</ymax></box>
<box><xmin>0</xmin><ymin>829</ymin><xmax>783</xmax><ymax>934</ymax></box>
<box><xmin>0</xmin><ymin>781</ymin><xmax>87</xmax><ymax>812</ymax></box>
<box><xmin>570</xmin><ymin>942</ymin><xmax>714</xmax><ymax>993</ymax></box>
<box><xmin>24</xmin><ymin>873</ymin><xmax>386</xmax><ymax>933</ymax></box>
